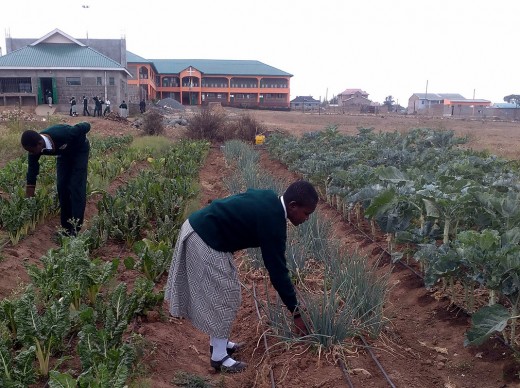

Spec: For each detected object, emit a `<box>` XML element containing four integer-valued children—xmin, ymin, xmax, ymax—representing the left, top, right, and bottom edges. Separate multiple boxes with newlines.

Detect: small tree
<box><xmin>383</xmin><ymin>95</ymin><xmax>395</xmax><ymax>112</ymax></box>
<box><xmin>503</xmin><ymin>94</ymin><xmax>520</xmax><ymax>106</ymax></box>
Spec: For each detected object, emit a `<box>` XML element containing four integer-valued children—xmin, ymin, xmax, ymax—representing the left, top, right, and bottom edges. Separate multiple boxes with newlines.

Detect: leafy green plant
<box><xmin>14</xmin><ymin>288</ymin><xmax>71</xmax><ymax>377</ymax></box>
<box><xmin>125</xmin><ymin>238</ymin><xmax>173</xmax><ymax>282</ymax></box>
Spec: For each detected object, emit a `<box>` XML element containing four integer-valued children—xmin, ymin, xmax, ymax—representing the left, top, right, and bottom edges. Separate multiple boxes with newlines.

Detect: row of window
<box><xmin>158</xmin><ymin>82</ymin><xmax>288</xmax><ymax>89</ymax></box>
<box><xmin>202</xmin><ymin>93</ymin><xmax>285</xmax><ymax>99</ymax></box>
<box><xmin>66</xmin><ymin>77</ymin><xmax>115</xmax><ymax>86</ymax></box>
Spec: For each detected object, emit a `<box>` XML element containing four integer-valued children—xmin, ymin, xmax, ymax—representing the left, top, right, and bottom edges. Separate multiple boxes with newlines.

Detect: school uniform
<box><xmin>26</xmin><ymin>122</ymin><xmax>90</xmax><ymax>235</ymax></box>
<box><xmin>165</xmin><ymin>188</ymin><xmax>297</xmax><ymax>338</ymax></box>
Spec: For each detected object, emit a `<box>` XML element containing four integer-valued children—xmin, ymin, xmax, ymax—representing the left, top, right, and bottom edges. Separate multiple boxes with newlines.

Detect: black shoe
<box><xmin>209</xmin><ymin>342</ymin><xmax>244</xmax><ymax>356</ymax></box>
<box><xmin>210</xmin><ymin>355</ymin><xmax>247</xmax><ymax>373</ymax></box>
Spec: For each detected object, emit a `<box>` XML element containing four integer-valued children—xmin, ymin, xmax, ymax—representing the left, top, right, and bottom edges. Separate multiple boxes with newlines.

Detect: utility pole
<box><xmin>82</xmin><ymin>5</ymin><xmax>90</xmax><ymax>39</ymax></box>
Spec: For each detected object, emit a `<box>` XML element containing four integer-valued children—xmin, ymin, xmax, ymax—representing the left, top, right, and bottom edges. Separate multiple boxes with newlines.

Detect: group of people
<box><xmin>21</xmin><ymin>119</ymin><xmax>317</xmax><ymax>374</ymax></box>
<box><xmin>79</xmin><ymin>96</ymin><xmax>130</xmax><ymax>118</ymax></box>
<box><xmin>43</xmin><ymin>94</ymin><xmax>143</xmax><ymax>118</ymax></box>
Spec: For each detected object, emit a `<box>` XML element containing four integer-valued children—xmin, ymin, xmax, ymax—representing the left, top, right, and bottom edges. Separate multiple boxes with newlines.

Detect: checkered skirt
<box><xmin>164</xmin><ymin>220</ymin><xmax>241</xmax><ymax>338</ymax></box>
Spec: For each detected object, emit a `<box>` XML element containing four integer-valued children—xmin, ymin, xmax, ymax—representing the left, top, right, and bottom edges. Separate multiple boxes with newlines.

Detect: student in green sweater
<box><xmin>21</xmin><ymin>122</ymin><xmax>91</xmax><ymax>236</ymax></box>
<box><xmin>165</xmin><ymin>180</ymin><xmax>318</xmax><ymax>373</ymax></box>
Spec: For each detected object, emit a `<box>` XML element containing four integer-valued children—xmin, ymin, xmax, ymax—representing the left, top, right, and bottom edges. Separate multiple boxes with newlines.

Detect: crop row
<box><xmin>265</xmin><ymin>126</ymin><xmax>520</xmax><ymax>348</ymax></box>
<box><xmin>222</xmin><ymin>139</ymin><xmax>388</xmax><ymax>348</ymax></box>
<box><xmin>0</xmin><ymin>135</ymin><xmax>143</xmax><ymax>245</ymax></box>
<box><xmin>0</xmin><ymin>139</ymin><xmax>209</xmax><ymax>386</ymax></box>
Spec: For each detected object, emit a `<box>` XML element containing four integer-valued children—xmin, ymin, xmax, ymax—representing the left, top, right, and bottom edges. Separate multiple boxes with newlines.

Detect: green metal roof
<box><xmin>0</xmin><ymin>43</ymin><xmax>128</xmax><ymax>70</ymax></box>
<box><xmin>126</xmin><ymin>51</ymin><xmax>152</xmax><ymax>64</ymax></box>
<box><xmin>129</xmin><ymin>56</ymin><xmax>292</xmax><ymax>77</ymax></box>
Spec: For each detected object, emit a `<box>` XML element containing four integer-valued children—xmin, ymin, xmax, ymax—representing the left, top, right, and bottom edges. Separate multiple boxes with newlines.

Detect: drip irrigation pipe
<box><xmin>249</xmin><ymin>282</ymin><xmax>355</xmax><ymax>388</ymax></box>
<box><xmin>345</xmin><ymin>214</ymin><xmax>520</xmax><ymax>381</ymax></box>
<box><xmin>338</xmin><ymin>359</ymin><xmax>355</xmax><ymax>388</ymax></box>
<box><xmin>252</xmin><ymin>282</ymin><xmax>276</xmax><ymax>388</ymax></box>
<box><xmin>346</xmin><ymin>217</ymin><xmax>423</xmax><ymax>279</ymax></box>
<box><xmin>360</xmin><ymin>335</ymin><xmax>397</xmax><ymax>388</ymax></box>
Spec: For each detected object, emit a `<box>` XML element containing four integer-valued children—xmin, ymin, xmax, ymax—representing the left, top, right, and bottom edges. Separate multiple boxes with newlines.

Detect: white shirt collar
<box><xmin>41</xmin><ymin>134</ymin><xmax>52</xmax><ymax>150</ymax></box>
<box><xmin>280</xmin><ymin>196</ymin><xmax>287</xmax><ymax>219</ymax></box>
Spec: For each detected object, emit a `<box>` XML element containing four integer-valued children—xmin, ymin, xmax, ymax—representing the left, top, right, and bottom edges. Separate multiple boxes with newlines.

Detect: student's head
<box><xmin>21</xmin><ymin>130</ymin><xmax>44</xmax><ymax>154</ymax></box>
<box><xmin>283</xmin><ymin>181</ymin><xmax>319</xmax><ymax>226</ymax></box>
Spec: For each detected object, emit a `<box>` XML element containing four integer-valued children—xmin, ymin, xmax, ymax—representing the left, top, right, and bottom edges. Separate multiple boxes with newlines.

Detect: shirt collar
<box><xmin>41</xmin><ymin>134</ymin><xmax>52</xmax><ymax>151</ymax></box>
<box><xmin>280</xmin><ymin>196</ymin><xmax>287</xmax><ymax>219</ymax></box>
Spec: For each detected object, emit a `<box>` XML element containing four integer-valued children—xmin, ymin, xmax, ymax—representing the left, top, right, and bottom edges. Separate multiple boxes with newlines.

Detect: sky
<box><xmin>1</xmin><ymin>0</ymin><xmax>518</xmax><ymax>105</ymax></box>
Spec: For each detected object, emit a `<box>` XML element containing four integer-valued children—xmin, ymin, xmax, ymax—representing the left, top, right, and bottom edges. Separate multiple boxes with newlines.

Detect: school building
<box><xmin>0</xmin><ymin>29</ymin><xmax>293</xmax><ymax>112</ymax></box>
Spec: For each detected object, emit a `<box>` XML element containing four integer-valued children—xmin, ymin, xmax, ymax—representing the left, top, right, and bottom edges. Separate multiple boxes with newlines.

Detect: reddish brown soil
<box><xmin>2</xmin><ymin>110</ymin><xmax>520</xmax><ymax>387</ymax></box>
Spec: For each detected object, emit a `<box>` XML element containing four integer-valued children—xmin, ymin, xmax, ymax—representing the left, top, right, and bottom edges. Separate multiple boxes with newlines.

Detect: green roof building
<box><xmin>0</xmin><ymin>29</ymin><xmax>293</xmax><ymax>111</ymax></box>
<box><xmin>0</xmin><ymin>29</ymin><xmax>130</xmax><ymax>112</ymax></box>
<box><xmin>127</xmin><ymin>53</ymin><xmax>292</xmax><ymax>109</ymax></box>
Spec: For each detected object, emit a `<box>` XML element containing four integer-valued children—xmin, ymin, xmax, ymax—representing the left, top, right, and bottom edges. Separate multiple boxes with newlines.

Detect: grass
<box><xmin>0</xmin><ymin>123</ymin><xmax>25</xmax><ymax>165</ymax></box>
<box><xmin>172</xmin><ymin>371</ymin><xmax>226</xmax><ymax>387</ymax></box>
<box><xmin>130</xmin><ymin>135</ymin><xmax>174</xmax><ymax>153</ymax></box>
<box><xmin>0</xmin><ymin>113</ymin><xmax>63</xmax><ymax>167</ymax></box>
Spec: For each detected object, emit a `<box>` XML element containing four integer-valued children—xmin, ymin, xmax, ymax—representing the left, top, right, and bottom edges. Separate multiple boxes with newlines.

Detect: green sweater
<box><xmin>26</xmin><ymin>122</ymin><xmax>90</xmax><ymax>185</ymax></box>
<box><xmin>189</xmin><ymin>188</ymin><xmax>297</xmax><ymax>312</ymax></box>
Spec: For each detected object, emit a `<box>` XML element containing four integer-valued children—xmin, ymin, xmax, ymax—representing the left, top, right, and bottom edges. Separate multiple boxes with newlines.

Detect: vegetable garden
<box><xmin>0</xmin><ymin>111</ymin><xmax>519</xmax><ymax>387</ymax></box>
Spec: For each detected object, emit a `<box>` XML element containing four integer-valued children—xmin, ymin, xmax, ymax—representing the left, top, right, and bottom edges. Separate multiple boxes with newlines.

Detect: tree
<box><xmin>383</xmin><ymin>95</ymin><xmax>395</xmax><ymax>111</ymax></box>
<box><xmin>503</xmin><ymin>94</ymin><xmax>520</xmax><ymax>106</ymax></box>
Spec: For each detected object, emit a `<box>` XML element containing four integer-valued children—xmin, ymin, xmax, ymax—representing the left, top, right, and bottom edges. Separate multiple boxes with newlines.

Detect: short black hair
<box><xmin>283</xmin><ymin>180</ymin><xmax>318</xmax><ymax>207</ymax></box>
<box><xmin>21</xmin><ymin>130</ymin><xmax>42</xmax><ymax>148</ymax></box>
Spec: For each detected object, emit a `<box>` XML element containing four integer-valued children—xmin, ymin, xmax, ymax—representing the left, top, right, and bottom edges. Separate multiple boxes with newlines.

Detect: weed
<box><xmin>187</xmin><ymin>107</ymin><xmax>227</xmax><ymax>141</ymax></box>
<box><xmin>172</xmin><ymin>371</ymin><xmax>215</xmax><ymax>387</ymax></box>
<box><xmin>141</xmin><ymin>110</ymin><xmax>165</xmax><ymax>135</ymax></box>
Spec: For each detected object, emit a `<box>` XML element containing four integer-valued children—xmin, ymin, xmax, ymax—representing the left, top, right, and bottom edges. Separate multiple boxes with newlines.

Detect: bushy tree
<box><xmin>383</xmin><ymin>95</ymin><xmax>395</xmax><ymax>111</ymax></box>
<box><xmin>503</xmin><ymin>94</ymin><xmax>520</xmax><ymax>106</ymax></box>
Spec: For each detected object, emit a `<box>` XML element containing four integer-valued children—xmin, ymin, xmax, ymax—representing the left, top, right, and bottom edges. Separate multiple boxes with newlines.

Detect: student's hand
<box><xmin>293</xmin><ymin>313</ymin><xmax>309</xmax><ymax>336</ymax></box>
<box><xmin>25</xmin><ymin>186</ymin><xmax>35</xmax><ymax>198</ymax></box>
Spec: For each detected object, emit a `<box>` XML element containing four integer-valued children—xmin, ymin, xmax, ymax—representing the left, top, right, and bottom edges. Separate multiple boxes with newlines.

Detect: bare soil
<box><xmin>3</xmin><ymin>110</ymin><xmax>520</xmax><ymax>387</ymax></box>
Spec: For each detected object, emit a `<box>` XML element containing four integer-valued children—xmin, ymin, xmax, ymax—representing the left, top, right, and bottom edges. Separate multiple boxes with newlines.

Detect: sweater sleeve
<box><xmin>260</xmin><ymin>230</ymin><xmax>298</xmax><ymax>312</ymax></box>
<box><xmin>26</xmin><ymin>153</ymin><xmax>41</xmax><ymax>186</ymax></box>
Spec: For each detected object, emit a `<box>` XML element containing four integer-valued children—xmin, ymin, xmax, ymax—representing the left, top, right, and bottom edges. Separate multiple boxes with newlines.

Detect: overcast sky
<box><xmin>1</xmin><ymin>0</ymin><xmax>517</xmax><ymax>105</ymax></box>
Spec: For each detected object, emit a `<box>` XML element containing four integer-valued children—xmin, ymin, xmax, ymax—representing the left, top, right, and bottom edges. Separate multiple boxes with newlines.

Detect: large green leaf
<box><xmin>377</xmin><ymin>166</ymin><xmax>409</xmax><ymax>183</ymax></box>
<box><xmin>464</xmin><ymin>304</ymin><xmax>510</xmax><ymax>347</ymax></box>
<box><xmin>48</xmin><ymin>371</ymin><xmax>77</xmax><ymax>387</ymax></box>
<box><xmin>422</xmin><ymin>198</ymin><xmax>441</xmax><ymax>218</ymax></box>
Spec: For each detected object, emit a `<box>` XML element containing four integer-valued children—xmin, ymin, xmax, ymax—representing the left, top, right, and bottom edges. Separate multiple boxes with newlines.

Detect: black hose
<box><xmin>360</xmin><ymin>335</ymin><xmax>396</xmax><ymax>388</ymax></box>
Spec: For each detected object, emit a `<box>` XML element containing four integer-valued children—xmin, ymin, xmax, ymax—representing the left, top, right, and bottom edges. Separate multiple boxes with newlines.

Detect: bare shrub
<box><xmin>142</xmin><ymin>110</ymin><xmax>164</xmax><ymax>135</ymax></box>
<box><xmin>222</xmin><ymin>113</ymin><xmax>264</xmax><ymax>143</ymax></box>
<box><xmin>187</xmin><ymin>107</ymin><xmax>227</xmax><ymax>141</ymax></box>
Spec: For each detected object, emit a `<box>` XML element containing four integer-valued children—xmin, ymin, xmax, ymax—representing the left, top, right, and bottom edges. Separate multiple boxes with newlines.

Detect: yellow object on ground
<box><xmin>255</xmin><ymin>135</ymin><xmax>266</xmax><ymax>145</ymax></box>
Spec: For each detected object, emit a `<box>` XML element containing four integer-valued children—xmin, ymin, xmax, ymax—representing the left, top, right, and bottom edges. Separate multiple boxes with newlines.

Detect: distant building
<box><xmin>0</xmin><ymin>29</ymin><xmax>129</xmax><ymax>111</ymax></box>
<box><xmin>0</xmin><ymin>29</ymin><xmax>293</xmax><ymax>110</ymax></box>
<box><xmin>290</xmin><ymin>95</ymin><xmax>320</xmax><ymax>111</ymax></box>
<box><xmin>127</xmin><ymin>53</ymin><xmax>293</xmax><ymax>109</ymax></box>
<box><xmin>407</xmin><ymin>93</ymin><xmax>491</xmax><ymax>116</ymax></box>
<box><xmin>486</xmin><ymin>102</ymin><xmax>520</xmax><ymax>120</ymax></box>
<box><xmin>337</xmin><ymin>88</ymin><xmax>371</xmax><ymax>107</ymax></box>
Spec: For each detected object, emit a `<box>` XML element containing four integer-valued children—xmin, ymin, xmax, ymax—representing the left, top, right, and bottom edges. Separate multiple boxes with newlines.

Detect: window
<box><xmin>66</xmin><ymin>77</ymin><xmax>81</xmax><ymax>86</ymax></box>
<box><xmin>19</xmin><ymin>83</ymin><xmax>32</xmax><ymax>93</ymax></box>
<box><xmin>109</xmin><ymin>77</ymin><xmax>115</xmax><ymax>86</ymax></box>
<box><xmin>97</xmin><ymin>77</ymin><xmax>102</xmax><ymax>85</ymax></box>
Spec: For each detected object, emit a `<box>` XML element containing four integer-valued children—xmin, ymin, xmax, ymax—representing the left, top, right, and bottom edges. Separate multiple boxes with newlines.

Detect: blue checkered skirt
<box><xmin>164</xmin><ymin>220</ymin><xmax>241</xmax><ymax>338</ymax></box>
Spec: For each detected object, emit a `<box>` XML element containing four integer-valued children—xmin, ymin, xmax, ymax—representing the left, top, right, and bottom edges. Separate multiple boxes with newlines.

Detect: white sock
<box><xmin>210</xmin><ymin>337</ymin><xmax>237</xmax><ymax>366</ymax></box>
<box><xmin>210</xmin><ymin>338</ymin><xmax>236</xmax><ymax>349</ymax></box>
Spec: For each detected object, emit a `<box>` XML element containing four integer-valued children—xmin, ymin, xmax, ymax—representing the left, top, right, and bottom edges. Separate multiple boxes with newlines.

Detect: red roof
<box><xmin>339</xmin><ymin>88</ymin><xmax>368</xmax><ymax>96</ymax></box>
